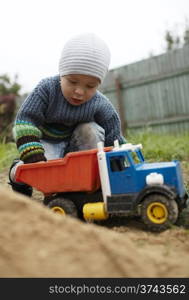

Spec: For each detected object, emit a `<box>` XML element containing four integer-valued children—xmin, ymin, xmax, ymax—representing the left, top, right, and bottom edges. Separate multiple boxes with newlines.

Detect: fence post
<box><xmin>114</xmin><ymin>76</ymin><xmax>127</xmax><ymax>136</ymax></box>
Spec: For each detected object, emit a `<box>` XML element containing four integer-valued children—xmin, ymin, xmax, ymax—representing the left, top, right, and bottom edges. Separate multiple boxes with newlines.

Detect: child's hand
<box><xmin>24</xmin><ymin>156</ymin><xmax>47</xmax><ymax>164</ymax></box>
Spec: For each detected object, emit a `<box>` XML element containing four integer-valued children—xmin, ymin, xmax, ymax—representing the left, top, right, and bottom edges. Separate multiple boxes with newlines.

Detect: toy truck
<box><xmin>14</xmin><ymin>140</ymin><xmax>188</xmax><ymax>232</ymax></box>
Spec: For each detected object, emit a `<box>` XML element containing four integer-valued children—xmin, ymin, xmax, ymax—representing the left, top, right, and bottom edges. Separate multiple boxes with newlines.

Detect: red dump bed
<box><xmin>15</xmin><ymin>147</ymin><xmax>112</xmax><ymax>194</ymax></box>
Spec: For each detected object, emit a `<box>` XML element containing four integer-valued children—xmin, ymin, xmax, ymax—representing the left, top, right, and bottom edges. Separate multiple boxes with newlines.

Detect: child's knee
<box><xmin>74</xmin><ymin>122</ymin><xmax>104</xmax><ymax>139</ymax></box>
<box><xmin>70</xmin><ymin>122</ymin><xmax>105</xmax><ymax>151</ymax></box>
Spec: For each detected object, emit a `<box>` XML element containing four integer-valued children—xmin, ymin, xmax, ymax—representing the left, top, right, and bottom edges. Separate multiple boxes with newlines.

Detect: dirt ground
<box><xmin>0</xmin><ymin>165</ymin><xmax>189</xmax><ymax>278</ymax></box>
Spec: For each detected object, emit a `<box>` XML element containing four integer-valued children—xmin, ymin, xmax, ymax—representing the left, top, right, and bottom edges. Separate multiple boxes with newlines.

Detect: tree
<box><xmin>0</xmin><ymin>74</ymin><xmax>21</xmax><ymax>96</ymax></box>
<box><xmin>164</xmin><ymin>22</ymin><xmax>189</xmax><ymax>51</ymax></box>
<box><xmin>0</xmin><ymin>74</ymin><xmax>22</xmax><ymax>142</ymax></box>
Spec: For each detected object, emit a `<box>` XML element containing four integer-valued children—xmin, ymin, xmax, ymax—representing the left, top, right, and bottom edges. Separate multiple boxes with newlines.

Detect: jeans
<box><xmin>41</xmin><ymin>122</ymin><xmax>105</xmax><ymax>160</ymax></box>
<box><xmin>10</xmin><ymin>122</ymin><xmax>105</xmax><ymax>181</ymax></box>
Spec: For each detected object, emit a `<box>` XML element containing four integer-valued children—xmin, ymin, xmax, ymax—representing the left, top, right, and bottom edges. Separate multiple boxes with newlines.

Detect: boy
<box><xmin>9</xmin><ymin>33</ymin><xmax>126</xmax><ymax>196</ymax></box>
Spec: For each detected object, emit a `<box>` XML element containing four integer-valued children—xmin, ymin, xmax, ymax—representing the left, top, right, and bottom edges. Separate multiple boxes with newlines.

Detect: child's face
<box><xmin>60</xmin><ymin>74</ymin><xmax>100</xmax><ymax>106</ymax></box>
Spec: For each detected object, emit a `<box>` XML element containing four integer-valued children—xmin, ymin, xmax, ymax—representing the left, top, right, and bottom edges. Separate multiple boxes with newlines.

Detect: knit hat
<box><xmin>59</xmin><ymin>33</ymin><xmax>111</xmax><ymax>82</ymax></box>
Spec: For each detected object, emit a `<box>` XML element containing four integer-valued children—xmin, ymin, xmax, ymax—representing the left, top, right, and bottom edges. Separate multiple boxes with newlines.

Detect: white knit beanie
<box><xmin>59</xmin><ymin>33</ymin><xmax>111</xmax><ymax>82</ymax></box>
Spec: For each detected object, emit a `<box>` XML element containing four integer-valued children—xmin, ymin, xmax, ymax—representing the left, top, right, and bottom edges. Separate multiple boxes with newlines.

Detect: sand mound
<box><xmin>0</xmin><ymin>187</ymin><xmax>189</xmax><ymax>278</ymax></box>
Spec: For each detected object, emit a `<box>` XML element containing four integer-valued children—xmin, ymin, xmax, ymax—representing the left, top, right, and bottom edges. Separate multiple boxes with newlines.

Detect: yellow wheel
<box><xmin>51</xmin><ymin>206</ymin><xmax>66</xmax><ymax>215</ymax></box>
<box><xmin>48</xmin><ymin>197</ymin><xmax>78</xmax><ymax>218</ymax></box>
<box><xmin>141</xmin><ymin>194</ymin><xmax>178</xmax><ymax>232</ymax></box>
<box><xmin>147</xmin><ymin>202</ymin><xmax>168</xmax><ymax>224</ymax></box>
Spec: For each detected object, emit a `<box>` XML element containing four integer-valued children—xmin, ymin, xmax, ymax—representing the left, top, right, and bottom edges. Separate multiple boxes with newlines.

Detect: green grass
<box><xmin>0</xmin><ymin>142</ymin><xmax>18</xmax><ymax>171</ymax></box>
<box><xmin>127</xmin><ymin>131</ymin><xmax>189</xmax><ymax>162</ymax></box>
<box><xmin>0</xmin><ymin>131</ymin><xmax>189</xmax><ymax>171</ymax></box>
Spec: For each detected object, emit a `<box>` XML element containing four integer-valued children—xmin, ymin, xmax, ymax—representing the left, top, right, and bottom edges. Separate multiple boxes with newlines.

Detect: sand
<box><xmin>0</xmin><ymin>186</ymin><xmax>189</xmax><ymax>278</ymax></box>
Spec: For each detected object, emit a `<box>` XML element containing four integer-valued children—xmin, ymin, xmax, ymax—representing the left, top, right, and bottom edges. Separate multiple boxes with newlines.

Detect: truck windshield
<box><xmin>110</xmin><ymin>150</ymin><xmax>144</xmax><ymax>172</ymax></box>
<box><xmin>130</xmin><ymin>150</ymin><xmax>144</xmax><ymax>164</ymax></box>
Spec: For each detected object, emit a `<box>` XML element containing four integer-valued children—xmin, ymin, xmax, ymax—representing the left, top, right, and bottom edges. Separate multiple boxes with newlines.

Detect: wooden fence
<box><xmin>100</xmin><ymin>45</ymin><xmax>189</xmax><ymax>135</ymax></box>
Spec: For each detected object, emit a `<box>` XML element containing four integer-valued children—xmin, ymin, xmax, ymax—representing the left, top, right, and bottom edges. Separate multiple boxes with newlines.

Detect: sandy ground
<box><xmin>0</xmin><ymin>165</ymin><xmax>189</xmax><ymax>278</ymax></box>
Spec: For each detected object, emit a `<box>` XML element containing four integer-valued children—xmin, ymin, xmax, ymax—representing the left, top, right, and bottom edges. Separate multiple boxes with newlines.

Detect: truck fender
<box><xmin>135</xmin><ymin>184</ymin><xmax>177</xmax><ymax>206</ymax></box>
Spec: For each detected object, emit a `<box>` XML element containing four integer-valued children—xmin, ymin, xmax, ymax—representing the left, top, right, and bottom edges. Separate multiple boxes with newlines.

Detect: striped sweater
<box><xmin>13</xmin><ymin>75</ymin><xmax>126</xmax><ymax>163</ymax></box>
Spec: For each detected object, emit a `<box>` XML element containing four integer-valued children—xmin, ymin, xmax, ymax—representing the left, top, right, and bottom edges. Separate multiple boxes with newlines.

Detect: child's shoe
<box><xmin>8</xmin><ymin>159</ymin><xmax>33</xmax><ymax>197</ymax></box>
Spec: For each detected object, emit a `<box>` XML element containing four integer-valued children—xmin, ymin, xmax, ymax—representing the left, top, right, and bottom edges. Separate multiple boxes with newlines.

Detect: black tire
<box><xmin>48</xmin><ymin>197</ymin><xmax>78</xmax><ymax>218</ymax></box>
<box><xmin>176</xmin><ymin>205</ymin><xmax>189</xmax><ymax>228</ymax></box>
<box><xmin>141</xmin><ymin>194</ymin><xmax>178</xmax><ymax>232</ymax></box>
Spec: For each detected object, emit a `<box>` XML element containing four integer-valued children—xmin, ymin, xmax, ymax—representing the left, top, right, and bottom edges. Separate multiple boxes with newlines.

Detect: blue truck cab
<box><xmin>107</xmin><ymin>147</ymin><xmax>185</xmax><ymax>198</ymax></box>
<box><xmin>95</xmin><ymin>141</ymin><xmax>188</xmax><ymax>232</ymax></box>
